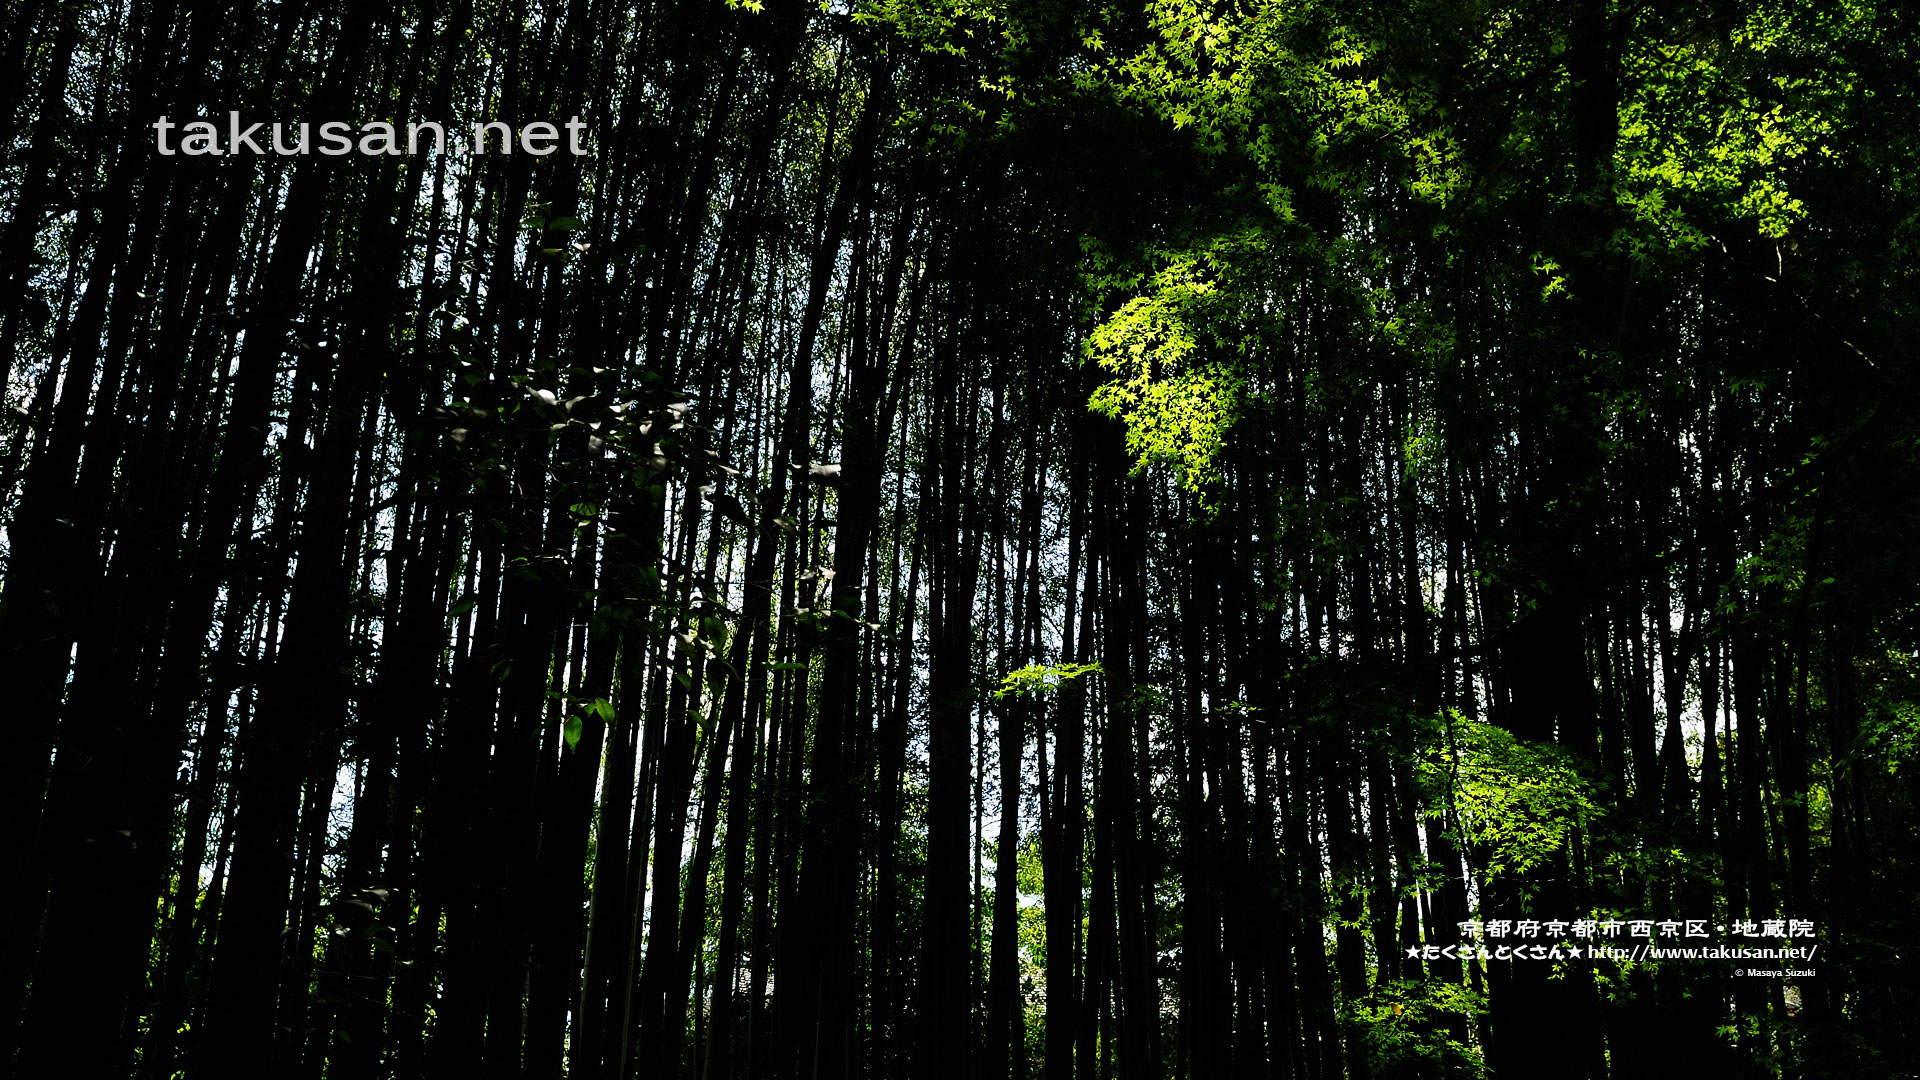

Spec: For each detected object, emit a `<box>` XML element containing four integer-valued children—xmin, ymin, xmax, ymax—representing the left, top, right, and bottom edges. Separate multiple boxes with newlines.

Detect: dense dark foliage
<box><xmin>3</xmin><ymin>0</ymin><xmax>1917</xmax><ymax>1077</ymax></box>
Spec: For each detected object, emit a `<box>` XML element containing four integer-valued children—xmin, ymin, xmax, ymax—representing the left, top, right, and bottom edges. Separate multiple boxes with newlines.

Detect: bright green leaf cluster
<box><xmin>994</xmin><ymin>662</ymin><xmax>1102</xmax><ymax>700</ymax></box>
<box><xmin>1420</xmin><ymin>711</ymin><xmax>1605</xmax><ymax>888</ymax></box>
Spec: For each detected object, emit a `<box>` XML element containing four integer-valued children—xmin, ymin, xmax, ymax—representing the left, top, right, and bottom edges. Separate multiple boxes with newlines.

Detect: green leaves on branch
<box><xmin>1418</xmin><ymin>710</ymin><xmax>1604</xmax><ymax>886</ymax></box>
<box><xmin>562</xmin><ymin>696</ymin><xmax>615</xmax><ymax>751</ymax></box>
<box><xmin>994</xmin><ymin>662</ymin><xmax>1101</xmax><ymax>700</ymax></box>
<box><xmin>1348</xmin><ymin>979</ymin><xmax>1489</xmax><ymax>1080</ymax></box>
<box><xmin>1085</xmin><ymin>236</ymin><xmax>1272</xmax><ymax>497</ymax></box>
<box><xmin>1615</xmin><ymin>2</ymin><xmax>1852</xmax><ymax>252</ymax></box>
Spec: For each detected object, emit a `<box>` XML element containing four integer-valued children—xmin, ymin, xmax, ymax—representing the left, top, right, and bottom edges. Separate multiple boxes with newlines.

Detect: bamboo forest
<box><xmin>2</xmin><ymin>0</ymin><xmax>1917</xmax><ymax>1076</ymax></box>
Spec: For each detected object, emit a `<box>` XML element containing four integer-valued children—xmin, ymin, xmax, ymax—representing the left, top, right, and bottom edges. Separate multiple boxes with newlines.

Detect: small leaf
<box><xmin>563</xmin><ymin>715</ymin><xmax>584</xmax><ymax>750</ymax></box>
<box><xmin>707</xmin><ymin>491</ymin><xmax>752</xmax><ymax>526</ymax></box>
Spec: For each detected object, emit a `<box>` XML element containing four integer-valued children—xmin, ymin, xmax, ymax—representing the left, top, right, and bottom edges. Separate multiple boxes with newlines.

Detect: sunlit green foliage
<box><xmin>1420</xmin><ymin>711</ymin><xmax>1605</xmax><ymax>887</ymax></box>
<box><xmin>1349</xmin><ymin>979</ymin><xmax>1490</xmax><ymax>1080</ymax></box>
<box><xmin>993</xmin><ymin>661</ymin><xmax>1102</xmax><ymax>699</ymax></box>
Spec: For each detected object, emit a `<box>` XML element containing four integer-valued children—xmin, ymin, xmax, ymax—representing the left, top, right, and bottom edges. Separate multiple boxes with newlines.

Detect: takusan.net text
<box><xmin>152</xmin><ymin>113</ymin><xmax>591</xmax><ymax>156</ymax></box>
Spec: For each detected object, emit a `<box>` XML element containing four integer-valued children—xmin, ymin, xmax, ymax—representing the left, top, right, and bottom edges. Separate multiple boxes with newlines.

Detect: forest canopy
<box><xmin>2</xmin><ymin>0</ymin><xmax>1917</xmax><ymax>1077</ymax></box>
